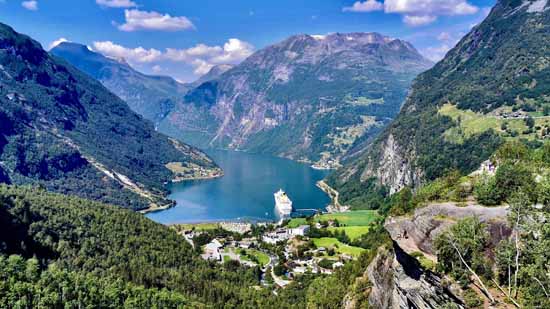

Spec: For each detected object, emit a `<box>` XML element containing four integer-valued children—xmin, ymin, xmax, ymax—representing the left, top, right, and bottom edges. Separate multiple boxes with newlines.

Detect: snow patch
<box><xmin>527</xmin><ymin>0</ymin><xmax>548</xmax><ymax>12</ymax></box>
<box><xmin>311</xmin><ymin>34</ymin><xmax>327</xmax><ymax>40</ymax></box>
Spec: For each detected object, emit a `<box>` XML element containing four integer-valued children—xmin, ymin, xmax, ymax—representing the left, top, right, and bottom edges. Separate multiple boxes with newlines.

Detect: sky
<box><xmin>0</xmin><ymin>0</ymin><xmax>496</xmax><ymax>82</ymax></box>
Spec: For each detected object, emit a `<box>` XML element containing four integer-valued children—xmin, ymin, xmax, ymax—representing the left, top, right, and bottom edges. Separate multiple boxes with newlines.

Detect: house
<box><xmin>289</xmin><ymin>225</ymin><xmax>310</xmax><ymax>236</ymax></box>
<box><xmin>202</xmin><ymin>239</ymin><xmax>223</xmax><ymax>261</ymax></box>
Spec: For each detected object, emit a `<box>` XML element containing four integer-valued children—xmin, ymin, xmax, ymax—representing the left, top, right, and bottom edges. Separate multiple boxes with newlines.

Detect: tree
<box><xmin>435</xmin><ymin>217</ymin><xmax>495</xmax><ymax>303</ymax></box>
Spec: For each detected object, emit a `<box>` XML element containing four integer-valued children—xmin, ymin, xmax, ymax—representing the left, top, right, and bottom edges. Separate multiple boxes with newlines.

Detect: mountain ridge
<box><xmin>51</xmin><ymin>42</ymin><xmax>190</xmax><ymax>124</ymax></box>
<box><xmin>160</xmin><ymin>32</ymin><xmax>433</xmax><ymax>168</ymax></box>
<box><xmin>329</xmin><ymin>0</ymin><xmax>550</xmax><ymax>204</ymax></box>
<box><xmin>0</xmin><ymin>23</ymin><xmax>220</xmax><ymax>210</ymax></box>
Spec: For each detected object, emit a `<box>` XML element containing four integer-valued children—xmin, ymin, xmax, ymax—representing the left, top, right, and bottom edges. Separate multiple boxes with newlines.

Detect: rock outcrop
<box><xmin>368</xmin><ymin>245</ymin><xmax>464</xmax><ymax>308</ymax></box>
<box><xmin>385</xmin><ymin>202</ymin><xmax>510</xmax><ymax>260</ymax></box>
<box><xmin>366</xmin><ymin>202</ymin><xmax>511</xmax><ymax>308</ymax></box>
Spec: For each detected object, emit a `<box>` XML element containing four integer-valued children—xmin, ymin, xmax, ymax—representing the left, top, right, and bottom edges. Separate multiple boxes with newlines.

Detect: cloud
<box><xmin>422</xmin><ymin>43</ymin><xmax>452</xmax><ymax>62</ymax></box>
<box><xmin>92</xmin><ymin>41</ymin><xmax>163</xmax><ymax>63</ymax></box>
<box><xmin>343</xmin><ymin>0</ymin><xmax>479</xmax><ymax>26</ymax></box>
<box><xmin>343</xmin><ymin>0</ymin><xmax>383</xmax><ymax>12</ymax></box>
<box><xmin>48</xmin><ymin>37</ymin><xmax>70</xmax><ymax>50</ymax></box>
<box><xmin>93</xmin><ymin>38</ymin><xmax>254</xmax><ymax>75</ymax></box>
<box><xmin>152</xmin><ymin>65</ymin><xmax>162</xmax><ymax>73</ymax></box>
<box><xmin>21</xmin><ymin>0</ymin><xmax>38</xmax><ymax>11</ymax></box>
<box><xmin>117</xmin><ymin>9</ymin><xmax>195</xmax><ymax>32</ymax></box>
<box><xmin>384</xmin><ymin>0</ymin><xmax>478</xmax><ymax>16</ymax></box>
<box><xmin>437</xmin><ymin>31</ymin><xmax>451</xmax><ymax>41</ymax></box>
<box><xmin>96</xmin><ymin>0</ymin><xmax>136</xmax><ymax>8</ymax></box>
<box><xmin>403</xmin><ymin>15</ymin><xmax>437</xmax><ymax>26</ymax></box>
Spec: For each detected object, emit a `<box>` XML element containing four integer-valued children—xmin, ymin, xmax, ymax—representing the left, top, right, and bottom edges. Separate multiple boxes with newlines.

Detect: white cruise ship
<box><xmin>274</xmin><ymin>189</ymin><xmax>293</xmax><ymax>216</ymax></box>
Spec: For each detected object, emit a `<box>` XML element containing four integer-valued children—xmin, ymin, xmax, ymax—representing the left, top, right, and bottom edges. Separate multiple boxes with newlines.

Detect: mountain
<box><xmin>190</xmin><ymin>64</ymin><xmax>234</xmax><ymax>87</ymax></box>
<box><xmin>0</xmin><ymin>23</ymin><xmax>220</xmax><ymax>210</ymax></box>
<box><xmin>50</xmin><ymin>42</ymin><xmax>189</xmax><ymax>124</ymax></box>
<box><xmin>329</xmin><ymin>0</ymin><xmax>550</xmax><ymax>205</ymax></box>
<box><xmin>160</xmin><ymin>33</ymin><xmax>433</xmax><ymax>168</ymax></box>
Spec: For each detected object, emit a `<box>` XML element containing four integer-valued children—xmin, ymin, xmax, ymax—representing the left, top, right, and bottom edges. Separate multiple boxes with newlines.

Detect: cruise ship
<box><xmin>274</xmin><ymin>189</ymin><xmax>293</xmax><ymax>216</ymax></box>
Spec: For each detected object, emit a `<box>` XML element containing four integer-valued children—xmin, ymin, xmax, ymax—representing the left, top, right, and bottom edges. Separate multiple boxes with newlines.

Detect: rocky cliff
<box><xmin>331</xmin><ymin>0</ymin><xmax>550</xmax><ymax>198</ymax></box>
<box><xmin>366</xmin><ymin>202</ymin><xmax>510</xmax><ymax>308</ymax></box>
<box><xmin>161</xmin><ymin>32</ymin><xmax>432</xmax><ymax>168</ymax></box>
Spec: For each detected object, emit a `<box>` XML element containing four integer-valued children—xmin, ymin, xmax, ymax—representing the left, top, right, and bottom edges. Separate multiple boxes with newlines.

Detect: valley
<box><xmin>1</xmin><ymin>0</ymin><xmax>550</xmax><ymax>308</ymax></box>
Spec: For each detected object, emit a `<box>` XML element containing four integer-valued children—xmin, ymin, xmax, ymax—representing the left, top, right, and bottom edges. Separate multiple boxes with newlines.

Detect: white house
<box><xmin>202</xmin><ymin>239</ymin><xmax>223</xmax><ymax>261</ymax></box>
<box><xmin>289</xmin><ymin>225</ymin><xmax>310</xmax><ymax>236</ymax></box>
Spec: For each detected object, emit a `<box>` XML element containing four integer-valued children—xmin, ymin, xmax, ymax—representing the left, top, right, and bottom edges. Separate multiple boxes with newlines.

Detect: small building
<box><xmin>289</xmin><ymin>225</ymin><xmax>310</xmax><ymax>236</ymax></box>
<box><xmin>202</xmin><ymin>239</ymin><xmax>223</xmax><ymax>261</ymax></box>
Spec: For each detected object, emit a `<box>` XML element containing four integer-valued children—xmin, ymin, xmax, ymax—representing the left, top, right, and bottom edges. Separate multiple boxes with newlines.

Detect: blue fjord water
<box><xmin>146</xmin><ymin>150</ymin><xmax>331</xmax><ymax>224</ymax></box>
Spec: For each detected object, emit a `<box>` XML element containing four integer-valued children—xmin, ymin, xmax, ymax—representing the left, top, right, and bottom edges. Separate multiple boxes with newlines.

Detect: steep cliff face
<box><xmin>367</xmin><ymin>245</ymin><xmax>464</xmax><ymax>309</ymax></box>
<box><xmin>366</xmin><ymin>202</ymin><xmax>511</xmax><ymax>308</ymax></box>
<box><xmin>161</xmin><ymin>33</ymin><xmax>432</xmax><ymax>167</ymax></box>
<box><xmin>332</xmin><ymin>0</ymin><xmax>550</xmax><ymax>197</ymax></box>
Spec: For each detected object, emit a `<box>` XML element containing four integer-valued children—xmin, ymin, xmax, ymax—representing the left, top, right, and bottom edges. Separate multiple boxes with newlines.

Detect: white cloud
<box><xmin>343</xmin><ymin>0</ymin><xmax>383</xmax><ymax>12</ymax></box>
<box><xmin>384</xmin><ymin>0</ymin><xmax>478</xmax><ymax>16</ymax></box>
<box><xmin>343</xmin><ymin>0</ymin><xmax>479</xmax><ymax>26</ymax></box>
<box><xmin>21</xmin><ymin>0</ymin><xmax>38</xmax><ymax>11</ymax></box>
<box><xmin>93</xmin><ymin>39</ymin><xmax>254</xmax><ymax>75</ymax></box>
<box><xmin>92</xmin><ymin>41</ymin><xmax>163</xmax><ymax>63</ymax></box>
<box><xmin>403</xmin><ymin>15</ymin><xmax>437</xmax><ymax>26</ymax></box>
<box><xmin>152</xmin><ymin>65</ymin><xmax>162</xmax><ymax>73</ymax></box>
<box><xmin>422</xmin><ymin>43</ymin><xmax>452</xmax><ymax>62</ymax></box>
<box><xmin>117</xmin><ymin>9</ymin><xmax>195</xmax><ymax>32</ymax></box>
<box><xmin>96</xmin><ymin>0</ymin><xmax>136</xmax><ymax>8</ymax></box>
<box><xmin>48</xmin><ymin>37</ymin><xmax>70</xmax><ymax>50</ymax></box>
<box><xmin>437</xmin><ymin>31</ymin><xmax>451</xmax><ymax>41</ymax></box>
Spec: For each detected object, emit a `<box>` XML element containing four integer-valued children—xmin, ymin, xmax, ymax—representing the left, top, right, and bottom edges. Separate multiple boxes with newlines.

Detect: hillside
<box><xmin>329</xmin><ymin>0</ymin><xmax>550</xmax><ymax>203</ymax></box>
<box><xmin>50</xmin><ymin>42</ymin><xmax>190</xmax><ymax>124</ymax></box>
<box><xmin>0</xmin><ymin>23</ymin><xmax>220</xmax><ymax>210</ymax></box>
<box><xmin>160</xmin><ymin>33</ymin><xmax>432</xmax><ymax>168</ymax></box>
<box><xmin>0</xmin><ymin>185</ymin><xmax>269</xmax><ymax>307</ymax></box>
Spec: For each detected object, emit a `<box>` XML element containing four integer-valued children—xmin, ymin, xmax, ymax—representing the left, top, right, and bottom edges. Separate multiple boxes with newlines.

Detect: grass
<box><xmin>237</xmin><ymin>249</ymin><xmax>270</xmax><ymax>266</ymax></box>
<box><xmin>249</xmin><ymin>250</ymin><xmax>270</xmax><ymax>266</ymax></box>
<box><xmin>439</xmin><ymin>103</ymin><xmax>550</xmax><ymax>143</ymax></box>
<box><xmin>317</xmin><ymin>210</ymin><xmax>380</xmax><ymax>226</ymax></box>
<box><xmin>312</xmin><ymin>238</ymin><xmax>365</xmax><ymax>257</ymax></box>
<box><xmin>287</xmin><ymin>218</ymin><xmax>308</xmax><ymax>228</ymax></box>
<box><xmin>174</xmin><ymin>223</ymin><xmax>220</xmax><ymax>231</ymax></box>
<box><xmin>288</xmin><ymin>210</ymin><xmax>380</xmax><ymax>228</ymax></box>
<box><xmin>327</xmin><ymin>226</ymin><xmax>371</xmax><ymax>240</ymax></box>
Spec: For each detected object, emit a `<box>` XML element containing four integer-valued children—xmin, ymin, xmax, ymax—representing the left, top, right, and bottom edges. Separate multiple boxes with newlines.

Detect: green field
<box><xmin>327</xmin><ymin>226</ymin><xmax>371</xmax><ymax>240</ymax></box>
<box><xmin>312</xmin><ymin>238</ymin><xmax>365</xmax><ymax>257</ymax></box>
<box><xmin>238</xmin><ymin>249</ymin><xmax>270</xmax><ymax>266</ymax></box>
<box><xmin>317</xmin><ymin>210</ymin><xmax>380</xmax><ymax>226</ymax></box>
<box><xmin>173</xmin><ymin>223</ymin><xmax>220</xmax><ymax>231</ymax></box>
<box><xmin>288</xmin><ymin>210</ymin><xmax>380</xmax><ymax>228</ymax></box>
<box><xmin>439</xmin><ymin>104</ymin><xmax>550</xmax><ymax>143</ymax></box>
<box><xmin>287</xmin><ymin>218</ymin><xmax>308</xmax><ymax>228</ymax></box>
<box><xmin>249</xmin><ymin>250</ymin><xmax>270</xmax><ymax>266</ymax></box>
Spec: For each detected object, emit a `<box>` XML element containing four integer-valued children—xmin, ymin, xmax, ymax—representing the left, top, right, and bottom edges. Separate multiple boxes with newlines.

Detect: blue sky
<box><xmin>1</xmin><ymin>0</ymin><xmax>495</xmax><ymax>81</ymax></box>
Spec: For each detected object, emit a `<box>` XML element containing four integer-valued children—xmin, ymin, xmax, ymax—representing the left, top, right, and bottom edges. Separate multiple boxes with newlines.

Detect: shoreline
<box><xmin>139</xmin><ymin>170</ymin><xmax>224</xmax><ymax>215</ymax></box>
<box><xmin>171</xmin><ymin>168</ymin><xmax>224</xmax><ymax>183</ymax></box>
<box><xmin>316</xmin><ymin>180</ymin><xmax>349</xmax><ymax>213</ymax></box>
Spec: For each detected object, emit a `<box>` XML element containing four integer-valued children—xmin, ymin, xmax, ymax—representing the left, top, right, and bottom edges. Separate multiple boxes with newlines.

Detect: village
<box><xmin>177</xmin><ymin>214</ymin><xmax>366</xmax><ymax>287</ymax></box>
<box><xmin>173</xmin><ymin>215</ymin><xmax>371</xmax><ymax>288</ymax></box>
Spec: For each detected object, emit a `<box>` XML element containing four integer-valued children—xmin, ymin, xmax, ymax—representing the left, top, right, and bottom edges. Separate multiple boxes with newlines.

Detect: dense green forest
<box><xmin>0</xmin><ymin>185</ymin><xmax>392</xmax><ymax>308</ymax></box>
<box><xmin>0</xmin><ymin>22</ymin><xmax>217</xmax><ymax>210</ymax></box>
